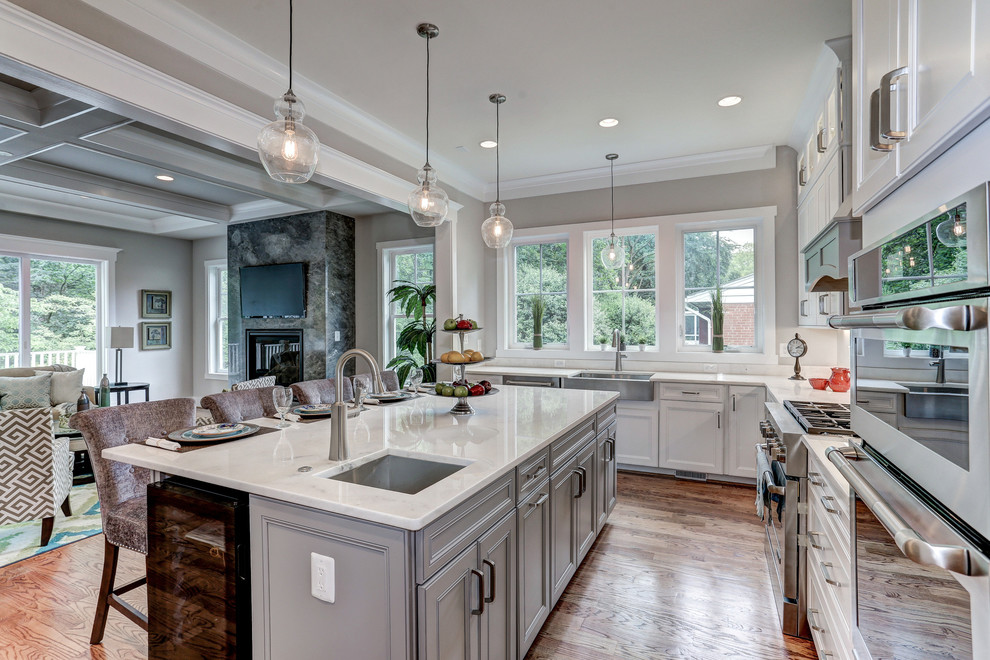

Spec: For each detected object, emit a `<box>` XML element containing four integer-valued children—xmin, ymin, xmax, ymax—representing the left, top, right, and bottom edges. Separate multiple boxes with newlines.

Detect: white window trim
<box><xmin>495</xmin><ymin>206</ymin><xmax>777</xmax><ymax>364</ymax></box>
<box><xmin>377</xmin><ymin>238</ymin><xmax>435</xmax><ymax>366</ymax></box>
<box><xmin>0</xmin><ymin>234</ymin><xmax>118</xmax><ymax>382</ymax></box>
<box><xmin>675</xmin><ymin>216</ymin><xmax>771</xmax><ymax>355</ymax></box>
<box><xmin>205</xmin><ymin>258</ymin><xmax>228</xmax><ymax>379</ymax></box>
<box><xmin>507</xmin><ymin>235</ymin><xmax>571</xmax><ymax>350</ymax></box>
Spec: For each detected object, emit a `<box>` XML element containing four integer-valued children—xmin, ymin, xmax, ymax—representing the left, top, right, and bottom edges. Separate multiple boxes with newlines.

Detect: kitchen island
<box><xmin>104</xmin><ymin>385</ymin><xmax>619</xmax><ymax>659</ymax></box>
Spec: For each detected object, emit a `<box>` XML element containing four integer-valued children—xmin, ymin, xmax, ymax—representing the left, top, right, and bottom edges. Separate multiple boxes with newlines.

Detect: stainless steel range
<box><xmin>758</xmin><ymin>399</ymin><xmax>854</xmax><ymax>639</ymax></box>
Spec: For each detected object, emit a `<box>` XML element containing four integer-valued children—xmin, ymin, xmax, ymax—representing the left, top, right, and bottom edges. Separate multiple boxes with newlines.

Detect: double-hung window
<box><xmin>681</xmin><ymin>226</ymin><xmax>757</xmax><ymax>350</ymax></box>
<box><xmin>382</xmin><ymin>244</ymin><xmax>434</xmax><ymax>366</ymax></box>
<box><xmin>589</xmin><ymin>232</ymin><xmax>658</xmax><ymax>348</ymax></box>
<box><xmin>206</xmin><ymin>259</ymin><xmax>228</xmax><ymax>377</ymax></box>
<box><xmin>511</xmin><ymin>241</ymin><xmax>568</xmax><ymax>347</ymax></box>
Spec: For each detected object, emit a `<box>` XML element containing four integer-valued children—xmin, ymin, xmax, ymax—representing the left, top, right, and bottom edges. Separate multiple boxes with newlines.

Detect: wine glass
<box><xmin>408</xmin><ymin>368</ymin><xmax>424</xmax><ymax>393</ymax></box>
<box><xmin>353</xmin><ymin>382</ymin><xmax>368</xmax><ymax>412</ymax></box>
<box><xmin>272</xmin><ymin>386</ymin><xmax>292</xmax><ymax>428</ymax></box>
<box><xmin>273</xmin><ymin>428</ymin><xmax>294</xmax><ymax>463</ymax></box>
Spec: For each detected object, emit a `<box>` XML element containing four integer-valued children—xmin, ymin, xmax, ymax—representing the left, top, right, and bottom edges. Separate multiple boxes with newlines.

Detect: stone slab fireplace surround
<box><xmin>227</xmin><ymin>211</ymin><xmax>355</xmax><ymax>387</ymax></box>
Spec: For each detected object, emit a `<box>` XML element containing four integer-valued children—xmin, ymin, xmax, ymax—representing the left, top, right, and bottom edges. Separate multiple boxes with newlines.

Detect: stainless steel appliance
<box><xmin>759</xmin><ymin>400</ymin><xmax>855</xmax><ymax>639</ymax></box>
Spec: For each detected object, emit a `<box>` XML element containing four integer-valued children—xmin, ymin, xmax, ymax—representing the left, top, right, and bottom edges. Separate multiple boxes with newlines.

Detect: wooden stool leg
<box><xmin>60</xmin><ymin>494</ymin><xmax>72</xmax><ymax>517</ymax></box>
<box><xmin>91</xmin><ymin>539</ymin><xmax>119</xmax><ymax>645</ymax></box>
<box><xmin>40</xmin><ymin>516</ymin><xmax>54</xmax><ymax>546</ymax></box>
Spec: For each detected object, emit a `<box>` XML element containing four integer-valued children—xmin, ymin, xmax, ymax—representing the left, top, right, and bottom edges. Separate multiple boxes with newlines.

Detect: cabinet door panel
<box><xmin>726</xmin><ymin>386</ymin><xmax>766</xmax><ymax>479</ymax></box>
<box><xmin>478</xmin><ymin>511</ymin><xmax>516</xmax><ymax>660</ymax></box>
<box><xmin>549</xmin><ymin>466</ymin><xmax>578</xmax><ymax>604</ymax></box>
<box><xmin>418</xmin><ymin>546</ymin><xmax>480</xmax><ymax>660</ymax></box>
<box><xmin>659</xmin><ymin>401</ymin><xmax>724</xmax><ymax>473</ymax></box>
<box><xmin>575</xmin><ymin>441</ymin><xmax>597</xmax><ymax>564</ymax></box>
<box><xmin>595</xmin><ymin>425</ymin><xmax>617</xmax><ymax>532</ymax></box>
<box><xmin>614</xmin><ymin>402</ymin><xmax>659</xmax><ymax>467</ymax></box>
<box><xmin>517</xmin><ymin>484</ymin><xmax>550</xmax><ymax>656</ymax></box>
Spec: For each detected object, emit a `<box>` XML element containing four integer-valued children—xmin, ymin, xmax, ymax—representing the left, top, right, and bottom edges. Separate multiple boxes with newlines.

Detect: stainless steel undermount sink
<box><xmin>562</xmin><ymin>371</ymin><xmax>655</xmax><ymax>401</ymax></box>
<box><xmin>326</xmin><ymin>454</ymin><xmax>467</xmax><ymax>494</ymax></box>
<box><xmin>897</xmin><ymin>382</ymin><xmax>969</xmax><ymax>422</ymax></box>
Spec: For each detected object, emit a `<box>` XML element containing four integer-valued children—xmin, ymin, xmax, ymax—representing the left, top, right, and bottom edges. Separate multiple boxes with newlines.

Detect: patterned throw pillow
<box><xmin>0</xmin><ymin>372</ymin><xmax>54</xmax><ymax>410</ymax></box>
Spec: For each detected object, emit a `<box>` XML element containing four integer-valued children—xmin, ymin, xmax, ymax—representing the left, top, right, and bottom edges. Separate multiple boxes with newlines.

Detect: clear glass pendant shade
<box><xmin>935</xmin><ymin>212</ymin><xmax>967</xmax><ymax>247</ymax></box>
<box><xmin>600</xmin><ymin>235</ymin><xmax>625</xmax><ymax>269</ymax></box>
<box><xmin>482</xmin><ymin>202</ymin><xmax>513</xmax><ymax>248</ymax></box>
<box><xmin>257</xmin><ymin>93</ymin><xmax>320</xmax><ymax>184</ymax></box>
<box><xmin>408</xmin><ymin>165</ymin><xmax>449</xmax><ymax>227</ymax></box>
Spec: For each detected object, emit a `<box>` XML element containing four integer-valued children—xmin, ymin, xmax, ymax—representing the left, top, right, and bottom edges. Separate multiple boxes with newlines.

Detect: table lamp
<box><xmin>110</xmin><ymin>326</ymin><xmax>134</xmax><ymax>386</ymax></box>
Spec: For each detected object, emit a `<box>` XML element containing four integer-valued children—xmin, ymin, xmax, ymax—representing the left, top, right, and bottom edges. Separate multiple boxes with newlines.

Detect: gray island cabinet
<box><xmin>102</xmin><ymin>387</ymin><xmax>617</xmax><ymax>660</ymax></box>
<box><xmin>250</xmin><ymin>404</ymin><xmax>617</xmax><ymax>659</ymax></box>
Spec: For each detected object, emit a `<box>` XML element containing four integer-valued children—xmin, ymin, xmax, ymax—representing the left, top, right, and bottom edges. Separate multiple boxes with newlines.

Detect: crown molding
<box><xmin>493</xmin><ymin>145</ymin><xmax>777</xmax><ymax>200</ymax></box>
<box><xmin>74</xmin><ymin>0</ymin><xmax>488</xmax><ymax>201</ymax></box>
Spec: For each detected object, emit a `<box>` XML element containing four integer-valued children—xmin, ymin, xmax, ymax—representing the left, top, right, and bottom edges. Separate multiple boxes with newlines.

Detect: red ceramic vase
<box><xmin>828</xmin><ymin>367</ymin><xmax>850</xmax><ymax>393</ymax></box>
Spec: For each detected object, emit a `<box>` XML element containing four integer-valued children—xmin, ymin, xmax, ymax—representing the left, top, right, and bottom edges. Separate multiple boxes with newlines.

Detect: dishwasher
<box><xmin>499</xmin><ymin>374</ymin><xmax>562</xmax><ymax>388</ymax></box>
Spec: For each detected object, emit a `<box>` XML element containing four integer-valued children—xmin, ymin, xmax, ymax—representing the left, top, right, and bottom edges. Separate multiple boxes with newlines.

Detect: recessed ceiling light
<box><xmin>479</xmin><ymin>140</ymin><xmax>498</xmax><ymax>149</ymax></box>
<box><xmin>598</xmin><ymin>118</ymin><xmax>619</xmax><ymax>128</ymax></box>
<box><xmin>717</xmin><ymin>95</ymin><xmax>743</xmax><ymax>107</ymax></box>
<box><xmin>155</xmin><ymin>174</ymin><xmax>175</xmax><ymax>181</ymax></box>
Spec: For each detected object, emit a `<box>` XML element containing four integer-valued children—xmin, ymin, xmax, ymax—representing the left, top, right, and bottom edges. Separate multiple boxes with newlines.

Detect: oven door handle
<box><xmin>826</xmin><ymin>445</ymin><xmax>987</xmax><ymax>577</ymax></box>
<box><xmin>827</xmin><ymin>304</ymin><xmax>987</xmax><ymax>331</ymax></box>
<box><xmin>756</xmin><ymin>445</ymin><xmax>786</xmax><ymax>496</ymax></box>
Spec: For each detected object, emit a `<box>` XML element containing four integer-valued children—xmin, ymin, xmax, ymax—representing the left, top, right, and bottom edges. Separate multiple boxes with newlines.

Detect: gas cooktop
<box><xmin>783</xmin><ymin>400</ymin><xmax>855</xmax><ymax>436</ymax></box>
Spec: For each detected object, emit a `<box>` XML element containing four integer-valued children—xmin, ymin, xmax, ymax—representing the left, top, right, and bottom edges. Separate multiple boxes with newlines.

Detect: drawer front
<box><xmin>807</xmin><ymin>542</ymin><xmax>853</xmax><ymax>660</ymax></box>
<box><xmin>549</xmin><ymin>418</ymin><xmax>596</xmax><ymax>474</ymax></box>
<box><xmin>808</xmin><ymin>492</ymin><xmax>852</xmax><ymax>629</ymax></box>
<box><xmin>596</xmin><ymin>404</ymin><xmax>617</xmax><ymax>432</ymax></box>
<box><xmin>808</xmin><ymin>453</ymin><xmax>851</xmax><ymax>529</ymax></box>
<box><xmin>658</xmin><ymin>382</ymin><xmax>724</xmax><ymax>403</ymax></box>
<box><xmin>415</xmin><ymin>472</ymin><xmax>515</xmax><ymax>583</ymax></box>
<box><xmin>854</xmin><ymin>389</ymin><xmax>897</xmax><ymax>413</ymax></box>
<box><xmin>516</xmin><ymin>448</ymin><xmax>550</xmax><ymax>502</ymax></box>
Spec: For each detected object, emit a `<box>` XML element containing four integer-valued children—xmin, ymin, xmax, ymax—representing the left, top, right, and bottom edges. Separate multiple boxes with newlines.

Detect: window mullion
<box><xmin>18</xmin><ymin>257</ymin><xmax>29</xmax><ymax>367</ymax></box>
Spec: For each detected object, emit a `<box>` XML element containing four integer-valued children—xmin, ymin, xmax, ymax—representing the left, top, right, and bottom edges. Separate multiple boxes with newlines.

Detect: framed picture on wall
<box><xmin>141</xmin><ymin>289</ymin><xmax>172</xmax><ymax>318</ymax></box>
<box><xmin>140</xmin><ymin>322</ymin><xmax>172</xmax><ymax>350</ymax></box>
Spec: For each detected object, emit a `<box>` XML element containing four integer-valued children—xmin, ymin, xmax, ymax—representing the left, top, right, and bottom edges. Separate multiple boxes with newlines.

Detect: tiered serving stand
<box><xmin>433</xmin><ymin>325</ymin><xmax>497</xmax><ymax>415</ymax></box>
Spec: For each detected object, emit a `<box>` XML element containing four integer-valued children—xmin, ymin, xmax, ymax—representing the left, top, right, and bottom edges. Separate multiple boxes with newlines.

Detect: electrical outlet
<box><xmin>334</xmin><ymin>331</ymin><xmax>341</xmax><ymax>342</ymax></box>
<box><xmin>703</xmin><ymin>363</ymin><xmax>717</xmax><ymax>373</ymax></box>
<box><xmin>311</xmin><ymin>552</ymin><xmax>335</xmax><ymax>603</ymax></box>
<box><xmin>553</xmin><ymin>360</ymin><xmax>565</xmax><ymax>367</ymax></box>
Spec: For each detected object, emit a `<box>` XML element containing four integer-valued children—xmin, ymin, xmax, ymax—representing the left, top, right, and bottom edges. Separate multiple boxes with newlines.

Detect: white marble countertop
<box><xmin>465</xmin><ymin>364</ymin><xmax>851</xmax><ymax>405</ymax></box>
<box><xmin>803</xmin><ymin>434</ymin><xmax>855</xmax><ymax>495</ymax></box>
<box><xmin>103</xmin><ymin>386</ymin><xmax>617</xmax><ymax>531</ymax></box>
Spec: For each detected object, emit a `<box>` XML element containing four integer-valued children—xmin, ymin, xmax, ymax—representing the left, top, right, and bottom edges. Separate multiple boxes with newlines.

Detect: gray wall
<box><xmin>0</xmin><ymin>211</ymin><xmax>194</xmax><ymax>397</ymax></box>
<box><xmin>480</xmin><ymin>146</ymin><xmax>844</xmax><ymax>367</ymax></box>
<box><xmin>227</xmin><ymin>211</ymin><xmax>355</xmax><ymax>385</ymax></box>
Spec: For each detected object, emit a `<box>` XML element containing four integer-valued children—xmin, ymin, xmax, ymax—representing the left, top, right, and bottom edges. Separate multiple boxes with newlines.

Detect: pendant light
<box><xmin>407</xmin><ymin>23</ymin><xmax>449</xmax><ymax>227</ymax></box>
<box><xmin>482</xmin><ymin>94</ymin><xmax>513</xmax><ymax>249</ymax></box>
<box><xmin>600</xmin><ymin>153</ymin><xmax>625</xmax><ymax>269</ymax></box>
<box><xmin>257</xmin><ymin>0</ymin><xmax>320</xmax><ymax>184</ymax></box>
<box><xmin>935</xmin><ymin>208</ymin><xmax>967</xmax><ymax>247</ymax></box>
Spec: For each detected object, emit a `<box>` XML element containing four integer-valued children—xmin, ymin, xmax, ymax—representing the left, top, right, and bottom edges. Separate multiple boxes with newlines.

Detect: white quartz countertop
<box><xmin>465</xmin><ymin>364</ymin><xmax>850</xmax><ymax>405</ymax></box>
<box><xmin>803</xmin><ymin>435</ymin><xmax>855</xmax><ymax>493</ymax></box>
<box><xmin>103</xmin><ymin>386</ymin><xmax>617</xmax><ymax>531</ymax></box>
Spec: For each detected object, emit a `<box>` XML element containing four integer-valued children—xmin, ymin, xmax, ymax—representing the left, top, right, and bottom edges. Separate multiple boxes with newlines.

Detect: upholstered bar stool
<box><xmin>289</xmin><ymin>377</ymin><xmax>353</xmax><ymax>405</ymax></box>
<box><xmin>200</xmin><ymin>386</ymin><xmax>278</xmax><ymax>424</ymax></box>
<box><xmin>72</xmin><ymin>397</ymin><xmax>195</xmax><ymax>644</ymax></box>
<box><xmin>353</xmin><ymin>369</ymin><xmax>401</xmax><ymax>393</ymax></box>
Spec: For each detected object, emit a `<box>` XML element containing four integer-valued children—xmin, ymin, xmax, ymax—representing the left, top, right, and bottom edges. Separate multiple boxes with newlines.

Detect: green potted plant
<box><xmin>898</xmin><ymin>341</ymin><xmax>913</xmax><ymax>357</ymax></box>
<box><xmin>385</xmin><ymin>280</ymin><xmax>436</xmax><ymax>385</ymax></box>
<box><xmin>595</xmin><ymin>333</ymin><xmax>608</xmax><ymax>350</ymax></box>
<box><xmin>711</xmin><ymin>287</ymin><xmax>724</xmax><ymax>353</ymax></box>
<box><xmin>638</xmin><ymin>336</ymin><xmax>647</xmax><ymax>351</ymax></box>
<box><xmin>531</xmin><ymin>295</ymin><xmax>545</xmax><ymax>350</ymax></box>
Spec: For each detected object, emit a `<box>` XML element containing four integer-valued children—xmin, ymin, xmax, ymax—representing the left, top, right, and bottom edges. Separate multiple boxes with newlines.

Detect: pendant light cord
<box><xmin>424</xmin><ymin>32</ymin><xmax>431</xmax><ymax>167</ymax></box>
<box><xmin>610</xmin><ymin>158</ymin><xmax>615</xmax><ymax>236</ymax></box>
<box><xmin>288</xmin><ymin>0</ymin><xmax>294</xmax><ymax>92</ymax></box>
<box><xmin>495</xmin><ymin>100</ymin><xmax>501</xmax><ymax>204</ymax></box>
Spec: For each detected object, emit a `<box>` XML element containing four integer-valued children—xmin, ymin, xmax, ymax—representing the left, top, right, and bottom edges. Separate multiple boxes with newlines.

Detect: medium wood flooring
<box><xmin>0</xmin><ymin>472</ymin><xmax>816</xmax><ymax>659</ymax></box>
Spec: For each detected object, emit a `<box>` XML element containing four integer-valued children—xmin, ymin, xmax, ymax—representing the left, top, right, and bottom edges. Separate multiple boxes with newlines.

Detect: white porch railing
<box><xmin>0</xmin><ymin>348</ymin><xmax>98</xmax><ymax>376</ymax></box>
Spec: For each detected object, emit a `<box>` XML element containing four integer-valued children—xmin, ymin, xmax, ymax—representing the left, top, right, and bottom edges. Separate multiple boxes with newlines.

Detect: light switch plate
<box><xmin>334</xmin><ymin>331</ymin><xmax>341</xmax><ymax>342</ymax></box>
<box><xmin>311</xmin><ymin>552</ymin><xmax>335</xmax><ymax>603</ymax></box>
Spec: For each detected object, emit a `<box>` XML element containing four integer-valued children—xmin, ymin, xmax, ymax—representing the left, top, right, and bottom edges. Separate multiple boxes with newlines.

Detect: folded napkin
<box><xmin>416</xmin><ymin>385</ymin><xmax>435</xmax><ymax>393</ymax></box>
<box><xmin>146</xmin><ymin>437</ymin><xmax>181</xmax><ymax>451</ymax></box>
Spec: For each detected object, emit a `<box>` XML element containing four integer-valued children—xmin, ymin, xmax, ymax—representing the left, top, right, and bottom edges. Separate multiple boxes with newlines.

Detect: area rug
<box><xmin>0</xmin><ymin>483</ymin><xmax>101</xmax><ymax>568</ymax></box>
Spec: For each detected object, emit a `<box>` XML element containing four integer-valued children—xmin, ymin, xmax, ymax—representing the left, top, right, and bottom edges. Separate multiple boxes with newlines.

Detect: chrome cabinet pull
<box><xmin>818</xmin><ymin>294</ymin><xmax>829</xmax><ymax>315</ymax></box>
<box><xmin>470</xmin><ymin>568</ymin><xmax>485</xmax><ymax>615</ymax></box>
<box><xmin>732</xmin><ymin>394</ymin><xmax>736</xmax><ymax>411</ymax></box>
<box><xmin>482</xmin><ymin>559</ymin><xmax>496</xmax><ymax>604</ymax></box>
<box><xmin>807</xmin><ymin>607</ymin><xmax>826</xmax><ymax>633</ymax></box>
<box><xmin>504</xmin><ymin>379</ymin><xmax>553</xmax><ymax>387</ymax></box>
<box><xmin>816</xmin><ymin>127</ymin><xmax>827</xmax><ymax>153</ymax></box>
<box><xmin>527</xmin><ymin>464</ymin><xmax>546</xmax><ymax>480</ymax></box>
<box><xmin>820</xmin><ymin>495</ymin><xmax>839</xmax><ymax>514</ymax></box>
<box><xmin>808</xmin><ymin>531</ymin><xmax>825</xmax><ymax>550</ymax></box>
<box><xmin>681</xmin><ymin>391</ymin><xmax>701</xmax><ymax>395</ymax></box>
<box><xmin>800</xmin><ymin>299</ymin><xmax>809</xmax><ymax>317</ymax></box>
<box><xmin>869</xmin><ymin>88</ymin><xmax>896</xmax><ymax>152</ymax></box>
<box><xmin>604</xmin><ymin>439</ymin><xmax>615</xmax><ymax>462</ymax></box>
<box><xmin>571</xmin><ymin>469</ymin><xmax>581</xmax><ymax>498</ymax></box>
<box><xmin>819</xmin><ymin>561</ymin><xmax>840</xmax><ymax>586</ymax></box>
<box><xmin>717</xmin><ymin>411</ymin><xmax>721</xmax><ymax>429</ymax></box>
<box><xmin>828</xmin><ymin>304</ymin><xmax>987</xmax><ymax>331</ymax></box>
<box><xmin>879</xmin><ymin>66</ymin><xmax>909</xmax><ymax>141</ymax></box>
<box><xmin>575</xmin><ymin>466</ymin><xmax>587</xmax><ymax>496</ymax></box>
<box><xmin>827</xmin><ymin>445</ymin><xmax>989</xmax><ymax>577</ymax></box>
<box><xmin>529</xmin><ymin>492</ymin><xmax>549</xmax><ymax>508</ymax></box>
<box><xmin>799</xmin><ymin>166</ymin><xmax>808</xmax><ymax>186</ymax></box>
<box><xmin>808</xmin><ymin>471</ymin><xmax>825</xmax><ymax>487</ymax></box>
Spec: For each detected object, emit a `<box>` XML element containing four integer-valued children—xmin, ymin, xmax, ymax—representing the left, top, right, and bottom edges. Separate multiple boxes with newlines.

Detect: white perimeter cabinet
<box><xmin>853</xmin><ymin>0</ymin><xmax>990</xmax><ymax>213</ymax></box>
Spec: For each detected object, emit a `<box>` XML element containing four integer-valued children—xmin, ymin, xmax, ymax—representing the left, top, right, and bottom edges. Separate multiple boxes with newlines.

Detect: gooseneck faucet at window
<box><xmin>482</xmin><ymin>94</ymin><xmax>513</xmax><ymax>249</ymax></box>
<box><xmin>601</xmin><ymin>153</ymin><xmax>625</xmax><ymax>269</ymax></box>
<box><xmin>408</xmin><ymin>23</ymin><xmax>450</xmax><ymax>227</ymax></box>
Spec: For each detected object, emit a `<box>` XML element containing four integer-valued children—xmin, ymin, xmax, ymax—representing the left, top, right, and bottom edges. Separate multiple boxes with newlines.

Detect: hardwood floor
<box><xmin>0</xmin><ymin>472</ymin><xmax>816</xmax><ymax>659</ymax></box>
<box><xmin>525</xmin><ymin>472</ymin><xmax>818</xmax><ymax>660</ymax></box>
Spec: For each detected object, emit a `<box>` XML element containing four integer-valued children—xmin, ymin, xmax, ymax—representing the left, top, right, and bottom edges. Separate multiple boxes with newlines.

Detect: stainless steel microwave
<box><xmin>848</xmin><ymin>183</ymin><xmax>989</xmax><ymax>309</ymax></box>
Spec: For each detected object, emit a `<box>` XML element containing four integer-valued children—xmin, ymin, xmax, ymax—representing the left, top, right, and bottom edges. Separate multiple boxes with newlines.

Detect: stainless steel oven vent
<box><xmin>674</xmin><ymin>470</ymin><xmax>707</xmax><ymax>481</ymax></box>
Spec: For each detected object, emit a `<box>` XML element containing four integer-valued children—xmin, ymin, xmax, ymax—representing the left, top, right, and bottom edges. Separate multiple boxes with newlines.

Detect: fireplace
<box><xmin>245</xmin><ymin>329</ymin><xmax>303</xmax><ymax>386</ymax></box>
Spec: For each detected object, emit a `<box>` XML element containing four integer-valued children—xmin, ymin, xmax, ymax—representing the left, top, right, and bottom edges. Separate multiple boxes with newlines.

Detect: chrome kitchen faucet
<box><xmin>329</xmin><ymin>348</ymin><xmax>386</xmax><ymax>461</ymax></box>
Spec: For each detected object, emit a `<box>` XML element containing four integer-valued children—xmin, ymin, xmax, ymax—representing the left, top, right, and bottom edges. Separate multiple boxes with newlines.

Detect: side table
<box><xmin>109</xmin><ymin>382</ymin><xmax>150</xmax><ymax>405</ymax></box>
<box><xmin>56</xmin><ymin>429</ymin><xmax>94</xmax><ymax>486</ymax></box>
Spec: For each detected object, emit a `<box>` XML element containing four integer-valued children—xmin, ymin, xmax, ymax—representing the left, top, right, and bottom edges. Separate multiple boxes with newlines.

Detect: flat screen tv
<box><xmin>240</xmin><ymin>262</ymin><xmax>307</xmax><ymax>318</ymax></box>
